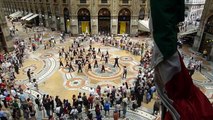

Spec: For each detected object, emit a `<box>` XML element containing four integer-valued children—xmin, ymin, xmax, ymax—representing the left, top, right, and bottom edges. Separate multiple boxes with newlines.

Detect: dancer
<box><xmin>59</xmin><ymin>59</ymin><xmax>64</xmax><ymax>67</ymax></box>
<box><xmin>100</xmin><ymin>53</ymin><xmax>104</xmax><ymax>61</ymax></box>
<box><xmin>77</xmin><ymin>60</ymin><xmax>83</xmax><ymax>73</ymax></box>
<box><xmin>94</xmin><ymin>59</ymin><xmax>98</xmax><ymax>68</ymax></box>
<box><xmin>122</xmin><ymin>66</ymin><xmax>127</xmax><ymax>79</ymax></box>
<box><xmin>65</xmin><ymin>61</ymin><xmax>69</xmax><ymax>67</ymax></box>
<box><xmin>98</xmin><ymin>48</ymin><xmax>101</xmax><ymax>54</ymax></box>
<box><xmin>105</xmin><ymin>55</ymin><xmax>109</xmax><ymax>64</ymax></box>
<box><xmin>114</xmin><ymin>57</ymin><xmax>119</xmax><ymax>67</ymax></box>
<box><xmin>27</xmin><ymin>69</ymin><xmax>31</xmax><ymax>82</ymax></box>
<box><xmin>101</xmin><ymin>64</ymin><xmax>105</xmax><ymax>73</ymax></box>
<box><xmin>88</xmin><ymin>63</ymin><xmax>92</xmax><ymax>71</ymax></box>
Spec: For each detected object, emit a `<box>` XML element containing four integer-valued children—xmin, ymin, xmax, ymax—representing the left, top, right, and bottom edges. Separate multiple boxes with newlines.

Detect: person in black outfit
<box><xmin>98</xmin><ymin>48</ymin><xmax>101</xmax><ymax>54</ymax></box>
<box><xmin>27</xmin><ymin>69</ymin><xmax>31</xmax><ymax>82</ymax></box>
<box><xmin>100</xmin><ymin>53</ymin><xmax>104</xmax><ymax>61</ymax></box>
<box><xmin>88</xmin><ymin>63</ymin><xmax>92</xmax><ymax>71</ymax></box>
<box><xmin>105</xmin><ymin>55</ymin><xmax>108</xmax><ymax>64</ymax></box>
<box><xmin>59</xmin><ymin>59</ymin><xmax>64</xmax><ymax>68</ymax></box>
<box><xmin>114</xmin><ymin>57</ymin><xmax>119</xmax><ymax>67</ymax></box>
<box><xmin>122</xmin><ymin>66</ymin><xmax>127</xmax><ymax>79</ymax></box>
<box><xmin>94</xmin><ymin>59</ymin><xmax>98</xmax><ymax>68</ymax></box>
<box><xmin>78</xmin><ymin>61</ymin><xmax>83</xmax><ymax>73</ymax></box>
<box><xmin>101</xmin><ymin>64</ymin><xmax>105</xmax><ymax>73</ymax></box>
<box><xmin>50</xmin><ymin>96</ymin><xmax>54</xmax><ymax>113</ymax></box>
<box><xmin>14</xmin><ymin>63</ymin><xmax>19</xmax><ymax>74</ymax></box>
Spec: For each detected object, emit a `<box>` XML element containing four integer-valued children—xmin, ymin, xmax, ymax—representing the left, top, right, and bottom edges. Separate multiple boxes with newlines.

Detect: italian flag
<box><xmin>150</xmin><ymin>0</ymin><xmax>213</xmax><ymax>120</ymax></box>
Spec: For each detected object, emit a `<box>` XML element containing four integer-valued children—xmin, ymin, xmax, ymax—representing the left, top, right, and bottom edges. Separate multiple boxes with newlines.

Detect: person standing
<box><xmin>101</xmin><ymin>64</ymin><xmax>105</xmax><ymax>73</ymax></box>
<box><xmin>27</xmin><ymin>69</ymin><xmax>31</xmax><ymax>82</ymax></box>
<box><xmin>35</xmin><ymin>94</ymin><xmax>41</xmax><ymax>111</ymax></box>
<box><xmin>114</xmin><ymin>57</ymin><xmax>119</xmax><ymax>67</ymax></box>
<box><xmin>94</xmin><ymin>59</ymin><xmax>98</xmax><ymax>68</ymax></box>
<box><xmin>104</xmin><ymin>101</ymin><xmax>110</xmax><ymax>116</ymax></box>
<box><xmin>105</xmin><ymin>55</ymin><xmax>109</xmax><ymax>64</ymax></box>
<box><xmin>98</xmin><ymin>48</ymin><xmax>101</xmax><ymax>54</ymax></box>
<box><xmin>100</xmin><ymin>53</ymin><xmax>104</xmax><ymax>61</ymax></box>
<box><xmin>122</xmin><ymin>66</ymin><xmax>127</xmax><ymax>79</ymax></box>
<box><xmin>122</xmin><ymin>96</ymin><xmax>128</xmax><ymax>118</ymax></box>
<box><xmin>59</xmin><ymin>59</ymin><xmax>64</xmax><ymax>68</ymax></box>
<box><xmin>88</xmin><ymin>63</ymin><xmax>92</xmax><ymax>71</ymax></box>
<box><xmin>153</xmin><ymin>98</ymin><xmax>161</xmax><ymax>115</ymax></box>
<box><xmin>78</xmin><ymin>61</ymin><xmax>83</xmax><ymax>73</ymax></box>
<box><xmin>14</xmin><ymin>63</ymin><xmax>19</xmax><ymax>74</ymax></box>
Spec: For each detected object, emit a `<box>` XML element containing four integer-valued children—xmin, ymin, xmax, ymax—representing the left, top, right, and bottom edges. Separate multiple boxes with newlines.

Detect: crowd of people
<box><xmin>0</xmin><ymin>29</ymin><xmax>160</xmax><ymax>120</ymax></box>
<box><xmin>0</xmin><ymin>37</ymin><xmax>39</xmax><ymax>119</ymax></box>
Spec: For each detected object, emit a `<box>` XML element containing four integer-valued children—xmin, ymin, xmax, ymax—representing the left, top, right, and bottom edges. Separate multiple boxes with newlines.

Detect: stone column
<box><xmin>193</xmin><ymin>35</ymin><xmax>202</xmax><ymax>51</ymax></box>
<box><xmin>111</xmin><ymin>16</ymin><xmax>118</xmax><ymax>35</ymax></box>
<box><xmin>60</xmin><ymin>16</ymin><xmax>65</xmax><ymax>32</ymax></box>
<box><xmin>91</xmin><ymin>16</ymin><xmax>98</xmax><ymax>35</ymax></box>
<box><xmin>210</xmin><ymin>45</ymin><xmax>213</xmax><ymax>61</ymax></box>
<box><xmin>130</xmin><ymin>16</ymin><xmax>138</xmax><ymax>36</ymax></box>
<box><xmin>45</xmin><ymin>14</ymin><xmax>49</xmax><ymax>27</ymax></box>
<box><xmin>52</xmin><ymin>15</ymin><xmax>56</xmax><ymax>29</ymax></box>
<box><xmin>71</xmin><ymin>16</ymin><xmax>78</xmax><ymax>35</ymax></box>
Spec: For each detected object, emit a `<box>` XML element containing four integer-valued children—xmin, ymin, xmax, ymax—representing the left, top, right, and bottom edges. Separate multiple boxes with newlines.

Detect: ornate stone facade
<box><xmin>193</xmin><ymin>0</ymin><xmax>213</xmax><ymax>61</ymax></box>
<box><xmin>2</xmin><ymin>0</ymin><xmax>148</xmax><ymax>36</ymax></box>
<box><xmin>0</xmin><ymin>0</ymin><xmax>10</xmax><ymax>52</ymax></box>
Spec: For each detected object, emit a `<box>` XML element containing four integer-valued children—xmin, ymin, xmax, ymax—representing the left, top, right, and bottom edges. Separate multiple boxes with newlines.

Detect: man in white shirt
<box><xmin>89</xmin><ymin>88</ymin><xmax>95</xmax><ymax>96</ymax></box>
<box><xmin>10</xmin><ymin>87</ymin><xmax>17</xmax><ymax>97</ymax></box>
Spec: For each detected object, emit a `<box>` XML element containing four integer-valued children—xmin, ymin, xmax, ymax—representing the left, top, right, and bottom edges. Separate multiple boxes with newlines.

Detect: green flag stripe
<box><xmin>150</xmin><ymin>0</ymin><xmax>184</xmax><ymax>60</ymax></box>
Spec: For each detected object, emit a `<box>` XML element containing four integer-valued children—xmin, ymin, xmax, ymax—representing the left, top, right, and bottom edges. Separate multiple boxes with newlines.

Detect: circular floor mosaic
<box><xmin>64</xmin><ymin>78</ymin><xmax>86</xmax><ymax>90</ymax></box>
<box><xmin>120</xmin><ymin>56</ymin><xmax>133</xmax><ymax>61</ymax></box>
<box><xmin>39</xmin><ymin>53</ymin><xmax>53</xmax><ymax>59</ymax></box>
<box><xmin>86</xmin><ymin>63</ymin><xmax>121</xmax><ymax>78</ymax></box>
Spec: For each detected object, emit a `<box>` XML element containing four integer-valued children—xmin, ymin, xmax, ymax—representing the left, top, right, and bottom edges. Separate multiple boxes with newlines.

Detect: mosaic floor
<box><xmin>17</xmin><ymin>33</ymin><xmax>150</xmax><ymax>101</ymax></box>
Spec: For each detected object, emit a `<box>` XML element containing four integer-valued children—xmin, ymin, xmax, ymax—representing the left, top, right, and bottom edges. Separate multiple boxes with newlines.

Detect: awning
<box><xmin>26</xmin><ymin>14</ymin><xmax>39</xmax><ymax>21</ymax></box>
<box><xmin>138</xmin><ymin>20</ymin><xmax>150</xmax><ymax>32</ymax></box>
<box><xmin>178</xmin><ymin>29</ymin><xmax>197</xmax><ymax>36</ymax></box>
<box><xmin>21</xmin><ymin>13</ymin><xmax>33</xmax><ymax>20</ymax></box>
<box><xmin>9</xmin><ymin>11</ymin><xmax>20</xmax><ymax>18</ymax></box>
<box><xmin>14</xmin><ymin>11</ymin><xmax>23</xmax><ymax>18</ymax></box>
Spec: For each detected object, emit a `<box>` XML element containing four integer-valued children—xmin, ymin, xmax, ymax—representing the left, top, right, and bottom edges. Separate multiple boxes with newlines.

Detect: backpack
<box><xmin>104</xmin><ymin>103</ymin><xmax>110</xmax><ymax>110</ymax></box>
<box><xmin>77</xmin><ymin>106</ymin><xmax>82</xmax><ymax>113</ymax></box>
<box><xmin>123</xmin><ymin>101</ymin><xmax>127</xmax><ymax>107</ymax></box>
